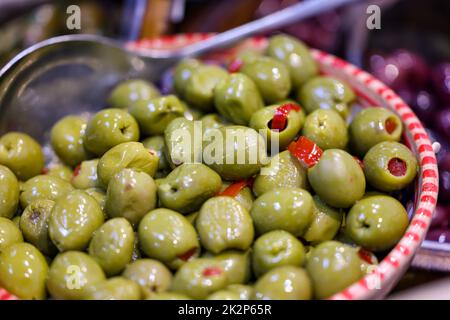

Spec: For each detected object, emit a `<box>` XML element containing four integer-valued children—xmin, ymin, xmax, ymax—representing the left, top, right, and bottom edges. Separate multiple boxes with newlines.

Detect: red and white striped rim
<box><xmin>0</xmin><ymin>34</ymin><xmax>438</xmax><ymax>300</ymax></box>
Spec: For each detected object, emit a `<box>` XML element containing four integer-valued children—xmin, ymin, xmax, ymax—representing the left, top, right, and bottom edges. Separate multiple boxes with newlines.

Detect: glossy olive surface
<box><xmin>0</xmin><ymin>132</ymin><xmax>45</xmax><ymax>180</ymax></box>
<box><xmin>196</xmin><ymin>196</ymin><xmax>254</xmax><ymax>254</ymax></box>
<box><xmin>0</xmin><ymin>165</ymin><xmax>19</xmax><ymax>218</ymax></box>
<box><xmin>345</xmin><ymin>195</ymin><xmax>409</xmax><ymax>251</ymax></box>
<box><xmin>105</xmin><ymin>168</ymin><xmax>157</xmax><ymax>226</ymax></box>
<box><xmin>50</xmin><ymin>116</ymin><xmax>91</xmax><ymax>166</ymax></box>
<box><xmin>306</xmin><ymin>241</ymin><xmax>363</xmax><ymax>299</ymax></box>
<box><xmin>88</xmin><ymin>218</ymin><xmax>135</xmax><ymax>276</ymax></box>
<box><xmin>47</xmin><ymin>251</ymin><xmax>106</xmax><ymax>300</ymax></box>
<box><xmin>0</xmin><ymin>243</ymin><xmax>48</xmax><ymax>299</ymax></box>
<box><xmin>350</xmin><ymin>107</ymin><xmax>403</xmax><ymax>156</ymax></box>
<box><xmin>251</xmin><ymin>188</ymin><xmax>314</xmax><ymax>236</ymax></box>
<box><xmin>158</xmin><ymin>163</ymin><xmax>222</xmax><ymax>214</ymax></box>
<box><xmin>49</xmin><ymin>190</ymin><xmax>104</xmax><ymax>251</ymax></box>
<box><xmin>363</xmin><ymin>141</ymin><xmax>418</xmax><ymax>192</ymax></box>
<box><xmin>84</xmin><ymin>108</ymin><xmax>140</xmax><ymax>156</ymax></box>
<box><xmin>138</xmin><ymin>209</ymin><xmax>200</xmax><ymax>269</ymax></box>
<box><xmin>308</xmin><ymin>149</ymin><xmax>366</xmax><ymax>208</ymax></box>
<box><xmin>253</xmin><ymin>266</ymin><xmax>312</xmax><ymax>300</ymax></box>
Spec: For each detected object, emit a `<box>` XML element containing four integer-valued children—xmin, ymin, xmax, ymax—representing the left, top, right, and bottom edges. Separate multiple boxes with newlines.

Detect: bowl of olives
<box><xmin>0</xmin><ymin>33</ymin><xmax>438</xmax><ymax>300</ymax></box>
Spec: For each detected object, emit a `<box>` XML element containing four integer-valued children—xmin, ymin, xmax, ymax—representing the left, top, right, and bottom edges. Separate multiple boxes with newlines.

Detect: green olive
<box><xmin>83</xmin><ymin>277</ymin><xmax>142</xmax><ymax>300</ymax></box>
<box><xmin>88</xmin><ymin>218</ymin><xmax>134</xmax><ymax>276</ymax></box>
<box><xmin>49</xmin><ymin>190</ymin><xmax>104</xmax><ymax>251</ymax></box>
<box><xmin>240</xmin><ymin>56</ymin><xmax>292</xmax><ymax>104</ymax></box>
<box><xmin>214</xmin><ymin>73</ymin><xmax>264</xmax><ymax>125</ymax></box>
<box><xmin>252</xmin><ymin>266</ymin><xmax>312</xmax><ymax>300</ymax></box>
<box><xmin>158</xmin><ymin>163</ymin><xmax>222</xmax><ymax>214</ymax></box>
<box><xmin>205</xmin><ymin>250</ymin><xmax>251</xmax><ymax>285</ymax></box>
<box><xmin>84</xmin><ymin>188</ymin><xmax>106</xmax><ymax>212</ymax></box>
<box><xmin>303</xmin><ymin>195</ymin><xmax>343</xmax><ymax>244</ymax></box>
<box><xmin>267</xmin><ymin>34</ymin><xmax>318</xmax><ymax>88</ymax></box>
<box><xmin>173</xmin><ymin>59</ymin><xmax>202</xmax><ymax>98</ymax></box>
<box><xmin>226</xmin><ymin>284</ymin><xmax>253</xmax><ymax>300</ymax></box>
<box><xmin>0</xmin><ymin>217</ymin><xmax>23</xmax><ymax>253</ymax></box>
<box><xmin>20</xmin><ymin>199</ymin><xmax>57</xmax><ymax>256</ymax></box>
<box><xmin>196</xmin><ymin>197</ymin><xmax>254</xmax><ymax>254</ymax></box>
<box><xmin>83</xmin><ymin>108</ymin><xmax>140</xmax><ymax>156</ymax></box>
<box><xmin>302</xmin><ymin>109</ymin><xmax>348</xmax><ymax>150</ymax></box>
<box><xmin>345</xmin><ymin>195</ymin><xmax>409</xmax><ymax>251</ymax></box>
<box><xmin>0</xmin><ymin>165</ymin><xmax>19</xmax><ymax>218</ymax></box>
<box><xmin>47</xmin><ymin>251</ymin><xmax>106</xmax><ymax>300</ymax></box>
<box><xmin>219</xmin><ymin>182</ymin><xmax>254</xmax><ymax>211</ymax></box>
<box><xmin>105</xmin><ymin>169</ymin><xmax>157</xmax><ymax>226</ymax></box>
<box><xmin>0</xmin><ymin>132</ymin><xmax>45</xmax><ymax>180</ymax></box>
<box><xmin>164</xmin><ymin>117</ymin><xmax>202</xmax><ymax>167</ymax></box>
<box><xmin>142</xmin><ymin>135</ymin><xmax>170</xmax><ymax>172</ymax></box>
<box><xmin>251</xmin><ymin>188</ymin><xmax>314</xmax><ymax>236</ymax></box>
<box><xmin>97</xmin><ymin>142</ymin><xmax>159</xmax><ymax>188</ymax></box>
<box><xmin>122</xmin><ymin>259</ymin><xmax>173</xmax><ymax>298</ymax></box>
<box><xmin>171</xmin><ymin>258</ymin><xmax>228</xmax><ymax>299</ymax></box>
<box><xmin>203</xmin><ymin>126</ymin><xmax>268</xmax><ymax>181</ymax></box>
<box><xmin>184</xmin><ymin>65</ymin><xmax>228</xmax><ymax>111</ymax></box>
<box><xmin>0</xmin><ymin>243</ymin><xmax>48</xmax><ymax>299</ymax></box>
<box><xmin>308</xmin><ymin>149</ymin><xmax>366</xmax><ymax>208</ymax></box>
<box><xmin>71</xmin><ymin>159</ymin><xmax>100</xmax><ymax>189</ymax></box>
<box><xmin>349</xmin><ymin>107</ymin><xmax>403</xmax><ymax>156</ymax></box>
<box><xmin>130</xmin><ymin>95</ymin><xmax>186</xmax><ymax>136</ymax></box>
<box><xmin>253</xmin><ymin>150</ymin><xmax>308</xmax><ymax>197</ymax></box>
<box><xmin>108</xmin><ymin>79</ymin><xmax>160</xmax><ymax>109</ymax></box>
<box><xmin>138</xmin><ymin>209</ymin><xmax>200</xmax><ymax>269</ymax></box>
<box><xmin>252</xmin><ymin>230</ymin><xmax>306</xmax><ymax>277</ymax></box>
<box><xmin>50</xmin><ymin>115</ymin><xmax>91</xmax><ymax>166</ymax></box>
<box><xmin>306</xmin><ymin>241</ymin><xmax>363</xmax><ymax>299</ymax></box>
<box><xmin>363</xmin><ymin>141</ymin><xmax>418</xmax><ymax>192</ymax></box>
<box><xmin>249</xmin><ymin>104</ymin><xmax>305</xmax><ymax>150</ymax></box>
<box><xmin>45</xmin><ymin>164</ymin><xmax>73</xmax><ymax>181</ymax></box>
<box><xmin>20</xmin><ymin>175</ymin><xmax>74</xmax><ymax>209</ymax></box>
<box><xmin>297</xmin><ymin>76</ymin><xmax>355</xmax><ymax>119</ymax></box>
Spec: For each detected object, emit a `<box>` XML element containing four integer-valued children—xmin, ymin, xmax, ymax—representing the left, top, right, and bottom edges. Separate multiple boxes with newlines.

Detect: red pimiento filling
<box><xmin>358</xmin><ymin>248</ymin><xmax>376</xmax><ymax>264</ymax></box>
<box><xmin>72</xmin><ymin>164</ymin><xmax>81</xmax><ymax>177</ymax></box>
<box><xmin>388</xmin><ymin>157</ymin><xmax>407</xmax><ymax>176</ymax></box>
<box><xmin>270</xmin><ymin>103</ymin><xmax>302</xmax><ymax>131</ymax></box>
<box><xmin>228</xmin><ymin>59</ymin><xmax>243</xmax><ymax>73</ymax></box>
<box><xmin>288</xmin><ymin>136</ymin><xmax>323</xmax><ymax>168</ymax></box>
<box><xmin>178</xmin><ymin>247</ymin><xmax>198</xmax><ymax>261</ymax></box>
<box><xmin>218</xmin><ymin>178</ymin><xmax>254</xmax><ymax>197</ymax></box>
<box><xmin>41</xmin><ymin>167</ymin><xmax>49</xmax><ymax>174</ymax></box>
<box><xmin>202</xmin><ymin>267</ymin><xmax>223</xmax><ymax>277</ymax></box>
<box><xmin>385</xmin><ymin>118</ymin><xmax>397</xmax><ymax>134</ymax></box>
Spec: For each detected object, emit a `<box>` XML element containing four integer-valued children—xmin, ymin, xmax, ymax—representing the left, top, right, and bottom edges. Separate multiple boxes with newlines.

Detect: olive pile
<box><xmin>0</xmin><ymin>34</ymin><xmax>417</xmax><ymax>300</ymax></box>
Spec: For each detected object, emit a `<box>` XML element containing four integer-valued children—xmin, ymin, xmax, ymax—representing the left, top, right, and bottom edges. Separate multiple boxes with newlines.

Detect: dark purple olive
<box><xmin>370</xmin><ymin>50</ymin><xmax>429</xmax><ymax>91</ymax></box>
<box><xmin>435</xmin><ymin>108</ymin><xmax>450</xmax><ymax>140</ymax></box>
<box><xmin>431</xmin><ymin>63</ymin><xmax>450</xmax><ymax>105</ymax></box>
<box><xmin>439</xmin><ymin>158</ymin><xmax>450</xmax><ymax>203</ymax></box>
<box><xmin>430</xmin><ymin>204</ymin><xmax>450</xmax><ymax>229</ymax></box>
<box><xmin>426</xmin><ymin>229</ymin><xmax>450</xmax><ymax>243</ymax></box>
<box><xmin>409</xmin><ymin>90</ymin><xmax>437</xmax><ymax>125</ymax></box>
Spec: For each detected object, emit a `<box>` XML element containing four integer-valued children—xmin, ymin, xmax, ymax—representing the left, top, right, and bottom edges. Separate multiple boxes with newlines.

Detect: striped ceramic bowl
<box><xmin>0</xmin><ymin>34</ymin><xmax>439</xmax><ymax>300</ymax></box>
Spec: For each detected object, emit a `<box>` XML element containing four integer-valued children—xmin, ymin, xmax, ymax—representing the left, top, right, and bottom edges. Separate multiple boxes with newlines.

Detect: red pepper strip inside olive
<box><xmin>270</xmin><ymin>103</ymin><xmax>302</xmax><ymax>131</ymax></box>
<box><xmin>288</xmin><ymin>136</ymin><xmax>323</xmax><ymax>168</ymax></box>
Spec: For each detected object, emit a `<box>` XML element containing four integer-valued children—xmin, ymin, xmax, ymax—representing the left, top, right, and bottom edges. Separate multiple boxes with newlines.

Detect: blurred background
<box><xmin>0</xmin><ymin>0</ymin><xmax>449</xmax><ymax>298</ymax></box>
